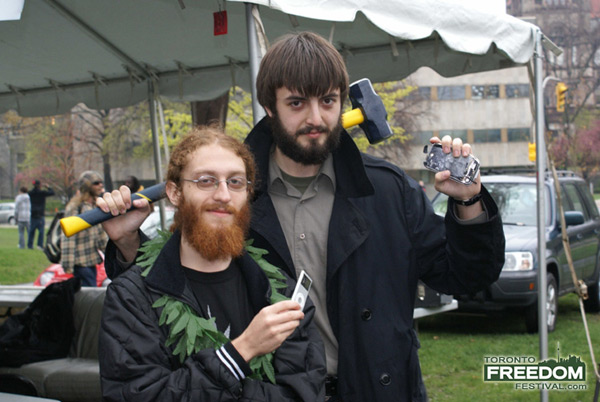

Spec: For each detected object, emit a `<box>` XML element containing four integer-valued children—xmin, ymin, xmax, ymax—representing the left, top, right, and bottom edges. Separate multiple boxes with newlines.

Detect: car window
<box><xmin>575</xmin><ymin>182</ymin><xmax>599</xmax><ymax>220</ymax></box>
<box><xmin>486</xmin><ymin>183</ymin><xmax>550</xmax><ymax>226</ymax></box>
<box><xmin>430</xmin><ymin>182</ymin><xmax>550</xmax><ymax>226</ymax></box>
<box><xmin>562</xmin><ymin>183</ymin><xmax>589</xmax><ymax>221</ymax></box>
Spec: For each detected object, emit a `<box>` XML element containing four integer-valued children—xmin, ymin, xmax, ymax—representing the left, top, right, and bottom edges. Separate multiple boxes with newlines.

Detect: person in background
<box><xmin>15</xmin><ymin>186</ymin><xmax>31</xmax><ymax>249</ymax></box>
<box><xmin>124</xmin><ymin>175</ymin><xmax>143</xmax><ymax>193</ymax></box>
<box><xmin>28</xmin><ymin>179</ymin><xmax>54</xmax><ymax>250</ymax></box>
<box><xmin>60</xmin><ymin>171</ymin><xmax>108</xmax><ymax>287</ymax></box>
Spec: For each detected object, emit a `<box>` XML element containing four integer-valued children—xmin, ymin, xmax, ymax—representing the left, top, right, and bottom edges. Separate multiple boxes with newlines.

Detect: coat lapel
<box><xmin>326</xmin><ymin>196</ymin><xmax>370</xmax><ymax>281</ymax></box>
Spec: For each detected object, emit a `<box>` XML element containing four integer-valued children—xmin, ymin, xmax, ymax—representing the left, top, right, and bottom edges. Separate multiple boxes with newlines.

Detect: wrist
<box><xmin>231</xmin><ymin>335</ymin><xmax>254</xmax><ymax>362</ymax></box>
<box><xmin>114</xmin><ymin>232</ymin><xmax>141</xmax><ymax>262</ymax></box>
<box><xmin>453</xmin><ymin>191</ymin><xmax>483</xmax><ymax>206</ymax></box>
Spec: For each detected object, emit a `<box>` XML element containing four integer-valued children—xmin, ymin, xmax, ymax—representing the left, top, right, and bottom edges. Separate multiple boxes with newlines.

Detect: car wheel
<box><xmin>583</xmin><ymin>272</ymin><xmax>600</xmax><ymax>313</ymax></box>
<box><xmin>525</xmin><ymin>273</ymin><xmax>558</xmax><ymax>333</ymax></box>
<box><xmin>8</xmin><ymin>216</ymin><xmax>16</xmax><ymax>225</ymax></box>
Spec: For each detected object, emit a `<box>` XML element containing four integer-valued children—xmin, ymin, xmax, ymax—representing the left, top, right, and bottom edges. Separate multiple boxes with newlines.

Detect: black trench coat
<box><xmin>244</xmin><ymin>118</ymin><xmax>505</xmax><ymax>401</ymax></box>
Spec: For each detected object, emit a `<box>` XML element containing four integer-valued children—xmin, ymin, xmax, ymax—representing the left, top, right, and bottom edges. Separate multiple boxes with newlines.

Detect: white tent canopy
<box><xmin>0</xmin><ymin>0</ymin><xmax>540</xmax><ymax>117</ymax></box>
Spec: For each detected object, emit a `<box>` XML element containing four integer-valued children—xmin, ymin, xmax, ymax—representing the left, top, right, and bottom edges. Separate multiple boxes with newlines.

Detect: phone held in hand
<box><xmin>291</xmin><ymin>270</ymin><xmax>313</xmax><ymax>311</ymax></box>
<box><xmin>423</xmin><ymin>143</ymin><xmax>480</xmax><ymax>185</ymax></box>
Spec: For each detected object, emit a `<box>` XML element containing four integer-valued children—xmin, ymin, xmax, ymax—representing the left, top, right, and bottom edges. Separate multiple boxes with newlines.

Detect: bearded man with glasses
<box><xmin>97</xmin><ymin>126</ymin><xmax>325</xmax><ymax>401</ymax></box>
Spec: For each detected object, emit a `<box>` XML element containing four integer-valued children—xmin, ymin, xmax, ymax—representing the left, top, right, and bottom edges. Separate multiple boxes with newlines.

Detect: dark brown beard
<box><xmin>269</xmin><ymin>113</ymin><xmax>341</xmax><ymax>165</ymax></box>
<box><xmin>176</xmin><ymin>194</ymin><xmax>250</xmax><ymax>261</ymax></box>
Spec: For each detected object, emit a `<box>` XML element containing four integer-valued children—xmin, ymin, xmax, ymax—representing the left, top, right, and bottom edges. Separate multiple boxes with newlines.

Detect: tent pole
<box><xmin>245</xmin><ymin>3</ymin><xmax>265</xmax><ymax>125</ymax></box>
<box><xmin>534</xmin><ymin>29</ymin><xmax>548</xmax><ymax>402</ymax></box>
<box><xmin>147</xmin><ymin>80</ymin><xmax>166</xmax><ymax>230</ymax></box>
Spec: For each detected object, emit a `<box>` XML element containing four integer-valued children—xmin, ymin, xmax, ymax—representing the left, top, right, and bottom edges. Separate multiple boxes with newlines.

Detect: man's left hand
<box><xmin>430</xmin><ymin>136</ymin><xmax>483</xmax><ymax>219</ymax></box>
<box><xmin>430</xmin><ymin>135</ymin><xmax>481</xmax><ymax>200</ymax></box>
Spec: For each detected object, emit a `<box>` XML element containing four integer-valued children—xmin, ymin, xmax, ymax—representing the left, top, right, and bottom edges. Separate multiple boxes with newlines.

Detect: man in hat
<box><xmin>27</xmin><ymin>179</ymin><xmax>54</xmax><ymax>249</ymax></box>
<box><xmin>60</xmin><ymin>171</ymin><xmax>108</xmax><ymax>286</ymax></box>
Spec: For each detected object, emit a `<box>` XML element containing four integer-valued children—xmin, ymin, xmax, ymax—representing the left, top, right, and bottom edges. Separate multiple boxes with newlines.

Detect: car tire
<box><xmin>525</xmin><ymin>273</ymin><xmax>558</xmax><ymax>333</ymax></box>
<box><xmin>8</xmin><ymin>216</ymin><xmax>16</xmax><ymax>225</ymax></box>
<box><xmin>583</xmin><ymin>272</ymin><xmax>600</xmax><ymax>313</ymax></box>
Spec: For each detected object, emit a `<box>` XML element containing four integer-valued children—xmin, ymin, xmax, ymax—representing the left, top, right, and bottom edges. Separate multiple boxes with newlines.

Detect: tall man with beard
<box><xmin>97</xmin><ymin>127</ymin><xmax>325</xmax><ymax>401</ymax></box>
<box><xmin>99</xmin><ymin>32</ymin><xmax>504</xmax><ymax>401</ymax></box>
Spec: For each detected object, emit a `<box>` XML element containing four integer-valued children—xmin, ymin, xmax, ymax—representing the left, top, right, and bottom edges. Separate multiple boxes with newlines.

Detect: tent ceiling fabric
<box><xmin>0</xmin><ymin>0</ymin><xmax>539</xmax><ymax>117</ymax></box>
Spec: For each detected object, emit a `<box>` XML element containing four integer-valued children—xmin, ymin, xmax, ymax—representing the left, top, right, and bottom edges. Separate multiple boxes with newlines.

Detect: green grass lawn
<box><xmin>0</xmin><ymin>226</ymin><xmax>51</xmax><ymax>284</ymax></box>
<box><xmin>418</xmin><ymin>294</ymin><xmax>600</xmax><ymax>401</ymax></box>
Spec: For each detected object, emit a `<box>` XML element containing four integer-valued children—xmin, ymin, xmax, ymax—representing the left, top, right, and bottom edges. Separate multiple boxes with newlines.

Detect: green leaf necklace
<box><xmin>136</xmin><ymin>230</ymin><xmax>288</xmax><ymax>384</ymax></box>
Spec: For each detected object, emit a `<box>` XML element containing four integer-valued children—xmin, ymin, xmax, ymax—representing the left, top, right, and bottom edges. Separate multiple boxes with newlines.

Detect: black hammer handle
<box><xmin>60</xmin><ymin>182</ymin><xmax>166</xmax><ymax>237</ymax></box>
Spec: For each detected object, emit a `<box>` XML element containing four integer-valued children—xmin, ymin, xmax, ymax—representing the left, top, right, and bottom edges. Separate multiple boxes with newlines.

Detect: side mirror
<box><xmin>564</xmin><ymin>211</ymin><xmax>584</xmax><ymax>226</ymax></box>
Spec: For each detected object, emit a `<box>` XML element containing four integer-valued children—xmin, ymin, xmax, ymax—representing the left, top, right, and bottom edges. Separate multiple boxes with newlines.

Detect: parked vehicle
<box><xmin>431</xmin><ymin>170</ymin><xmax>600</xmax><ymax>333</ymax></box>
<box><xmin>0</xmin><ymin>202</ymin><xmax>16</xmax><ymax>225</ymax></box>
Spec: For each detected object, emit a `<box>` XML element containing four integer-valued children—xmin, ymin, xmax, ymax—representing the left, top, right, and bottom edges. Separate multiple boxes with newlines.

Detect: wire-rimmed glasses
<box><xmin>182</xmin><ymin>175</ymin><xmax>251</xmax><ymax>192</ymax></box>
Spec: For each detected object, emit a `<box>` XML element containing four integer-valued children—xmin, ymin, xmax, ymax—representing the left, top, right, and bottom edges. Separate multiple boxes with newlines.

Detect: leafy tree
<box><xmin>226</xmin><ymin>87</ymin><xmax>254</xmax><ymax>142</ymax></box>
<box><xmin>133</xmin><ymin>99</ymin><xmax>192</xmax><ymax>160</ymax></box>
<box><xmin>573</xmin><ymin>119</ymin><xmax>600</xmax><ymax>180</ymax></box>
<box><xmin>347</xmin><ymin>81</ymin><xmax>420</xmax><ymax>164</ymax></box>
<box><xmin>549</xmin><ymin>119</ymin><xmax>600</xmax><ymax>181</ymax></box>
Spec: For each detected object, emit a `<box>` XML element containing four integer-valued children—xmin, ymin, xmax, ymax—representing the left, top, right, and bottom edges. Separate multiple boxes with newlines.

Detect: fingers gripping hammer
<box><xmin>341</xmin><ymin>78</ymin><xmax>393</xmax><ymax>144</ymax></box>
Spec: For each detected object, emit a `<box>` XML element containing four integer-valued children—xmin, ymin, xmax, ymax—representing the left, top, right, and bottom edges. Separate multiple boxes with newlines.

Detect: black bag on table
<box><xmin>0</xmin><ymin>277</ymin><xmax>81</xmax><ymax>367</ymax></box>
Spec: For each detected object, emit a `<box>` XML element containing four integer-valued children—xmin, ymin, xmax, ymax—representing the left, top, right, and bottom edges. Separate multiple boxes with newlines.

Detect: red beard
<box><xmin>175</xmin><ymin>195</ymin><xmax>250</xmax><ymax>261</ymax></box>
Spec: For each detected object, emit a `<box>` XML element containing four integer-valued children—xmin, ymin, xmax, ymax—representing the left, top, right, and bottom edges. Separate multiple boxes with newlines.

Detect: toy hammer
<box><xmin>342</xmin><ymin>78</ymin><xmax>393</xmax><ymax>144</ymax></box>
<box><xmin>60</xmin><ymin>79</ymin><xmax>391</xmax><ymax>236</ymax></box>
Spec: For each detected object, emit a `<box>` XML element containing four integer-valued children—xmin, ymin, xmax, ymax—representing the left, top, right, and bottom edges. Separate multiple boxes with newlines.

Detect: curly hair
<box><xmin>166</xmin><ymin>126</ymin><xmax>256</xmax><ymax>198</ymax></box>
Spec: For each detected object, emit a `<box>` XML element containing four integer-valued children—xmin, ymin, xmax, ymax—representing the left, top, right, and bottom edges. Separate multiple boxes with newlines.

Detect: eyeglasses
<box><xmin>92</xmin><ymin>181</ymin><xmax>103</xmax><ymax>186</ymax></box>
<box><xmin>182</xmin><ymin>176</ymin><xmax>251</xmax><ymax>192</ymax></box>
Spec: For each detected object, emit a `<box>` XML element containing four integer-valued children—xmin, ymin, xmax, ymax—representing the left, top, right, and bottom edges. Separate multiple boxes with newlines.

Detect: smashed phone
<box><xmin>423</xmin><ymin>143</ymin><xmax>480</xmax><ymax>185</ymax></box>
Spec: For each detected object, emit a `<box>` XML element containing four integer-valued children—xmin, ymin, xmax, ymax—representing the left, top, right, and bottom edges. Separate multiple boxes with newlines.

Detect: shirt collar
<box><xmin>268</xmin><ymin>148</ymin><xmax>336</xmax><ymax>193</ymax></box>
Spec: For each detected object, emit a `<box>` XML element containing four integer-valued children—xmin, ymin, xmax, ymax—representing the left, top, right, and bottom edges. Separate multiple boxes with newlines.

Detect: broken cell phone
<box><xmin>423</xmin><ymin>143</ymin><xmax>480</xmax><ymax>185</ymax></box>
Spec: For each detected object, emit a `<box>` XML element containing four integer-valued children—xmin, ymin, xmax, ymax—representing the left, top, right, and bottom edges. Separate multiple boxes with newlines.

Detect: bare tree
<box><xmin>539</xmin><ymin>1</ymin><xmax>600</xmax><ymax>125</ymax></box>
<box><xmin>19</xmin><ymin>115</ymin><xmax>76</xmax><ymax>200</ymax></box>
<box><xmin>72</xmin><ymin>103</ymin><xmax>147</xmax><ymax>191</ymax></box>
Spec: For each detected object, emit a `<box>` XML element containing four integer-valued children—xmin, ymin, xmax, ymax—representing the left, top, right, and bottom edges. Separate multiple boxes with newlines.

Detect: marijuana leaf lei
<box><xmin>136</xmin><ymin>230</ymin><xmax>289</xmax><ymax>384</ymax></box>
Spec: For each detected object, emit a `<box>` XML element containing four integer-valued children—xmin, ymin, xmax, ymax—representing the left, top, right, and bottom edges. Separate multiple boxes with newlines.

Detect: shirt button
<box><xmin>361</xmin><ymin>308</ymin><xmax>372</xmax><ymax>321</ymax></box>
<box><xmin>379</xmin><ymin>373</ymin><xmax>392</xmax><ymax>386</ymax></box>
<box><xmin>299</xmin><ymin>233</ymin><xmax>306</xmax><ymax>240</ymax></box>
